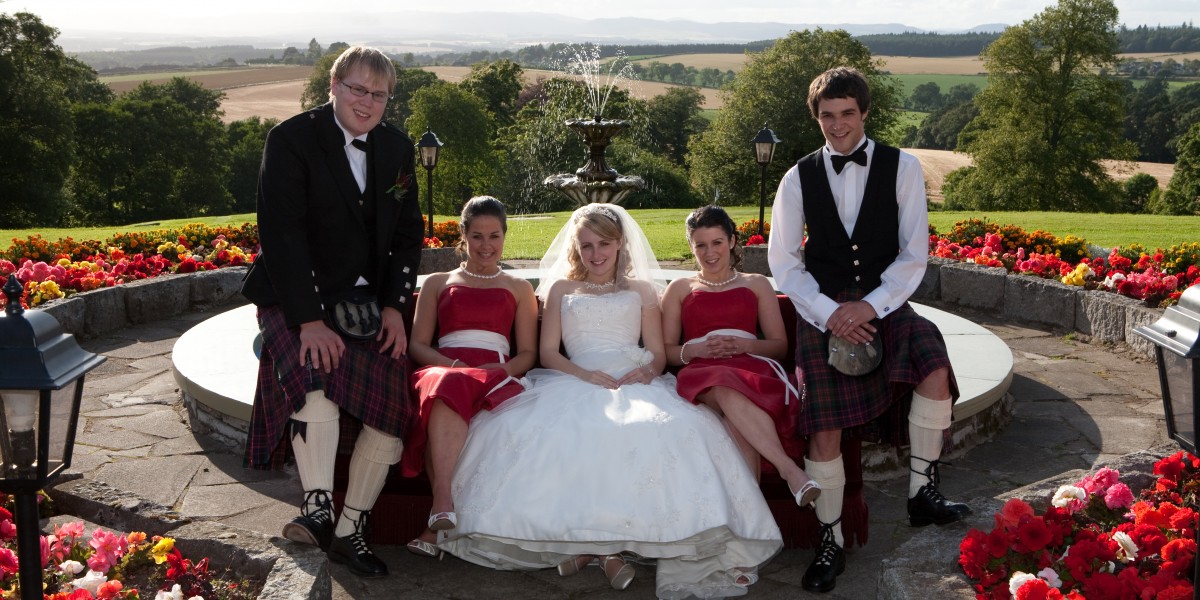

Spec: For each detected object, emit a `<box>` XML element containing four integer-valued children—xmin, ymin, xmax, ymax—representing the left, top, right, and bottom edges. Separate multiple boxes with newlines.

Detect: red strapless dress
<box><xmin>400</xmin><ymin>285</ymin><xmax>524</xmax><ymax>477</ymax></box>
<box><xmin>675</xmin><ymin>287</ymin><xmax>801</xmax><ymax>458</ymax></box>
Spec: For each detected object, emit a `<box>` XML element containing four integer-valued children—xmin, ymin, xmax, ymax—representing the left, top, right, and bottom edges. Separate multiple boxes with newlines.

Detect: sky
<box><xmin>6</xmin><ymin>0</ymin><xmax>1197</xmax><ymax>38</ymax></box>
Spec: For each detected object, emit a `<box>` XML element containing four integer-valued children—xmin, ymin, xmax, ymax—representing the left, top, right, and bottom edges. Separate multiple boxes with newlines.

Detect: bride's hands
<box><xmin>699</xmin><ymin>335</ymin><xmax>744</xmax><ymax>360</ymax></box>
<box><xmin>577</xmin><ymin>369</ymin><xmax>620</xmax><ymax>389</ymax></box>
<box><xmin>616</xmin><ymin>365</ymin><xmax>656</xmax><ymax>387</ymax></box>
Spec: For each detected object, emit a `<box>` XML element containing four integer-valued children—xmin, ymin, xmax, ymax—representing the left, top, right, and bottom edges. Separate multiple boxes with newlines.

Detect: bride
<box><xmin>439</xmin><ymin>204</ymin><xmax>783</xmax><ymax>599</ymax></box>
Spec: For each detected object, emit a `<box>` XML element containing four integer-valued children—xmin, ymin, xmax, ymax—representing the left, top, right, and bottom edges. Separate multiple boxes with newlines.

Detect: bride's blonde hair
<box><xmin>565</xmin><ymin>205</ymin><xmax>633</xmax><ymax>285</ymax></box>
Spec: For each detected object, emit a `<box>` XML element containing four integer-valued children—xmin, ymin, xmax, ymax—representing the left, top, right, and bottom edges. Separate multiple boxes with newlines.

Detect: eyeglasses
<box><xmin>338</xmin><ymin>80</ymin><xmax>392</xmax><ymax>103</ymax></box>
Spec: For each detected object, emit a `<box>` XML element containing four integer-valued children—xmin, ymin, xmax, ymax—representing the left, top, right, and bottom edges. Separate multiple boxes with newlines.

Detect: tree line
<box><xmin>5</xmin><ymin>0</ymin><xmax>1200</xmax><ymax>230</ymax></box>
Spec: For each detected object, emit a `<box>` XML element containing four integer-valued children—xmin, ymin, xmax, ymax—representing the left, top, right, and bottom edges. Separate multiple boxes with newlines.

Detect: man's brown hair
<box><xmin>807</xmin><ymin>67</ymin><xmax>871</xmax><ymax>119</ymax></box>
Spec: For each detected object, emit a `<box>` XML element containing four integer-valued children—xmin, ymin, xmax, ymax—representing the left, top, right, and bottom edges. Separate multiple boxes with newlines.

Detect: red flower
<box><xmin>1015</xmin><ymin>516</ymin><xmax>1053</xmax><ymax>553</ymax></box>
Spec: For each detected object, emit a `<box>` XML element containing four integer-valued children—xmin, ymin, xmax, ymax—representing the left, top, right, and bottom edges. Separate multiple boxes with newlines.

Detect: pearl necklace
<box><xmin>581</xmin><ymin>279</ymin><xmax>615</xmax><ymax>292</ymax></box>
<box><xmin>697</xmin><ymin>270</ymin><xmax>739</xmax><ymax>288</ymax></box>
<box><xmin>460</xmin><ymin>264</ymin><xmax>502</xmax><ymax>280</ymax></box>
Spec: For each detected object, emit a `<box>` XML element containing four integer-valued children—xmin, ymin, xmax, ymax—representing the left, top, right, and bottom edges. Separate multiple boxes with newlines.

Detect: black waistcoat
<box><xmin>796</xmin><ymin>143</ymin><xmax>901</xmax><ymax>298</ymax></box>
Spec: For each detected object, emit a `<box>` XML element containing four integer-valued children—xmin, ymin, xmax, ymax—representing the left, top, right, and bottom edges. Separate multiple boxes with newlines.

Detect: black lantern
<box><xmin>0</xmin><ymin>274</ymin><xmax>105</xmax><ymax>599</ymax></box>
<box><xmin>750</xmin><ymin>124</ymin><xmax>780</xmax><ymax>237</ymax></box>
<box><xmin>1135</xmin><ymin>285</ymin><xmax>1200</xmax><ymax>454</ymax></box>
<box><xmin>416</xmin><ymin>128</ymin><xmax>443</xmax><ymax>239</ymax></box>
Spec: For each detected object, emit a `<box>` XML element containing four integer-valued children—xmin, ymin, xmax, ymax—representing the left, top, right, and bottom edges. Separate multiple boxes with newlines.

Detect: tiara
<box><xmin>575</xmin><ymin>203</ymin><xmax>620</xmax><ymax>224</ymax></box>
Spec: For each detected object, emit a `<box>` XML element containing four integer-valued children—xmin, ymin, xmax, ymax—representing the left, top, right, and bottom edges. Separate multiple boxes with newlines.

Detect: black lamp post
<box><xmin>751</xmin><ymin>124</ymin><xmax>780</xmax><ymax>238</ymax></box>
<box><xmin>0</xmin><ymin>274</ymin><xmax>104</xmax><ymax>599</ymax></box>
<box><xmin>1133</xmin><ymin>283</ymin><xmax>1200</xmax><ymax>599</ymax></box>
<box><xmin>416</xmin><ymin>128</ymin><xmax>443</xmax><ymax>239</ymax></box>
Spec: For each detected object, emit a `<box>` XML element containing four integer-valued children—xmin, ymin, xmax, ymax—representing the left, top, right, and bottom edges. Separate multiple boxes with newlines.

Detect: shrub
<box><xmin>1121</xmin><ymin>173</ymin><xmax>1159</xmax><ymax>213</ymax></box>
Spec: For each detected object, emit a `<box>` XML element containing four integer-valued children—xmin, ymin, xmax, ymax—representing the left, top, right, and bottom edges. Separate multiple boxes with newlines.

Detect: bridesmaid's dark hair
<box><xmin>457</xmin><ymin>196</ymin><xmax>507</xmax><ymax>253</ymax></box>
<box><xmin>685</xmin><ymin>205</ymin><xmax>742</xmax><ymax>270</ymax></box>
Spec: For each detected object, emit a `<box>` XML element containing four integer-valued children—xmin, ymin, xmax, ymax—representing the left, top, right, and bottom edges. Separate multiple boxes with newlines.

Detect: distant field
<box><xmin>426</xmin><ymin>66</ymin><xmax>723</xmax><ymax>109</ymax></box>
<box><xmin>101</xmin><ymin>65</ymin><xmax>313</xmax><ymax>94</ymax></box>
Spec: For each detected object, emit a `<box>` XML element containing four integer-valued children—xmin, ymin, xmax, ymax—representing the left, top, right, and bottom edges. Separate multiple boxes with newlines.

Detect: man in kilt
<box><xmin>241</xmin><ymin>46</ymin><xmax>423</xmax><ymax>578</ymax></box>
<box><xmin>768</xmin><ymin>66</ymin><xmax>971</xmax><ymax>593</ymax></box>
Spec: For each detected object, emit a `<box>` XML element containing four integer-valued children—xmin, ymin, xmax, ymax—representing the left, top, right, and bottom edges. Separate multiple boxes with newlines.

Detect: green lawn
<box><xmin>5</xmin><ymin>208</ymin><xmax>1199</xmax><ymax>263</ymax></box>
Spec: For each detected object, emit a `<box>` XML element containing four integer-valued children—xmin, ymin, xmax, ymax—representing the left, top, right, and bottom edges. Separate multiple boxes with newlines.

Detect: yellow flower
<box><xmin>151</xmin><ymin>537</ymin><xmax>175</xmax><ymax>564</ymax></box>
<box><xmin>57</xmin><ymin>258</ymin><xmax>71</xmax><ymax>267</ymax></box>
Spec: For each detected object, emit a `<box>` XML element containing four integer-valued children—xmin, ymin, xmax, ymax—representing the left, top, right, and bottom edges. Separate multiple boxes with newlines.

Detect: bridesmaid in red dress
<box><xmin>662</xmin><ymin>205</ymin><xmax>820</xmax><ymax>508</ymax></box>
<box><xmin>402</xmin><ymin>196</ymin><xmax>538</xmax><ymax>557</ymax></box>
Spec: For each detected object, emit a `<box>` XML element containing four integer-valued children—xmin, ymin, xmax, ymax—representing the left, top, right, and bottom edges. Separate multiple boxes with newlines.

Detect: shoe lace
<box><xmin>911</xmin><ymin>456</ymin><xmax>952</xmax><ymax>488</ymax></box>
<box><xmin>814</xmin><ymin>518</ymin><xmax>842</xmax><ymax>567</ymax></box>
<box><xmin>346</xmin><ymin>509</ymin><xmax>375</xmax><ymax>556</ymax></box>
<box><xmin>300</xmin><ymin>489</ymin><xmax>334</xmax><ymax>526</ymax></box>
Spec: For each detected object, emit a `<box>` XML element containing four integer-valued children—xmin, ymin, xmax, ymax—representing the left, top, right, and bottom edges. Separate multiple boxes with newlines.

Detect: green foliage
<box><xmin>645</xmin><ymin>87</ymin><xmax>708</xmax><ymax>165</ymax></box>
<box><xmin>950</xmin><ymin>0</ymin><xmax>1136</xmax><ymax>212</ymax></box>
<box><xmin>1161</xmin><ymin>121</ymin><xmax>1200</xmax><ymax>215</ymax></box>
<box><xmin>1124</xmin><ymin>75</ymin><xmax>1177</xmax><ymax>162</ymax></box>
<box><xmin>405</xmin><ymin>82</ymin><xmax>497</xmax><ymax>215</ymax></box>
<box><xmin>1121</xmin><ymin>173</ymin><xmax>1160</xmax><ymax>213</ymax></box>
<box><xmin>907</xmin><ymin>101</ymin><xmax>978</xmax><ymax>150</ymax></box>
<box><xmin>69</xmin><ymin>78</ymin><xmax>233</xmax><ymax>225</ymax></box>
<box><xmin>687</xmin><ymin>29</ymin><xmax>903</xmax><ymax>205</ymax></box>
<box><xmin>299</xmin><ymin>53</ymin><xmax>337</xmax><ymax>111</ymax></box>
<box><xmin>226</xmin><ymin>117</ymin><xmax>277</xmax><ymax>213</ymax></box>
<box><xmin>0</xmin><ymin>12</ymin><xmax>82</xmax><ymax>227</ymax></box>
<box><xmin>612</xmin><ymin>149</ymin><xmax>702</xmax><ymax>209</ymax></box>
<box><xmin>460</xmin><ymin>59</ymin><xmax>524</xmax><ymax>129</ymax></box>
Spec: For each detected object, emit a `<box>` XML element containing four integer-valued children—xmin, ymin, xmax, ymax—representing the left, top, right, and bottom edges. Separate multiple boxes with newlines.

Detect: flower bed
<box><xmin>0</xmin><ymin>494</ymin><xmax>261</xmax><ymax>599</ymax></box>
<box><xmin>1</xmin><ymin>224</ymin><xmax>258</xmax><ymax>309</ymax></box>
<box><xmin>959</xmin><ymin>452</ymin><xmax>1200</xmax><ymax>599</ymax></box>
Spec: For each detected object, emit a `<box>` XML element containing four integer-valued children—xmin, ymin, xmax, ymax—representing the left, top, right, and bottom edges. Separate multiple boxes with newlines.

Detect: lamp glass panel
<box><xmin>1164</xmin><ymin>350</ymin><xmax>1196</xmax><ymax>452</ymax></box>
<box><xmin>47</xmin><ymin>382</ymin><xmax>80</xmax><ymax>471</ymax></box>
<box><xmin>1</xmin><ymin>390</ymin><xmax>39</xmax><ymax>477</ymax></box>
<box><xmin>755</xmin><ymin>142</ymin><xmax>775</xmax><ymax>165</ymax></box>
<box><xmin>419</xmin><ymin>146</ymin><xmax>439</xmax><ymax>169</ymax></box>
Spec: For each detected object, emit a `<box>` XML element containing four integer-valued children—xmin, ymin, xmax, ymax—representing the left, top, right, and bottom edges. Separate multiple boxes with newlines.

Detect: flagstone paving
<box><xmin>51</xmin><ymin>300</ymin><xmax>1172</xmax><ymax>599</ymax></box>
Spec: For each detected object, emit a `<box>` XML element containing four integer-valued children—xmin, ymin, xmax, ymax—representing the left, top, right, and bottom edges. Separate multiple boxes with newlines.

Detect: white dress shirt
<box><xmin>767</xmin><ymin>138</ymin><xmax>929</xmax><ymax>332</ymax></box>
<box><xmin>332</xmin><ymin>117</ymin><xmax>368</xmax><ymax>193</ymax></box>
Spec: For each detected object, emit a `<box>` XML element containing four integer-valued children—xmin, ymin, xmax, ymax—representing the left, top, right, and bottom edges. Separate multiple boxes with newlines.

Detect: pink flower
<box><xmin>0</xmin><ymin>547</ymin><xmax>17</xmax><ymax>579</ymax></box>
<box><xmin>87</xmin><ymin>528</ymin><xmax>128</xmax><ymax>573</ymax></box>
<box><xmin>1079</xmin><ymin>467</ymin><xmax>1120</xmax><ymax>495</ymax></box>
<box><xmin>1105</xmin><ymin>482</ymin><xmax>1135</xmax><ymax>509</ymax></box>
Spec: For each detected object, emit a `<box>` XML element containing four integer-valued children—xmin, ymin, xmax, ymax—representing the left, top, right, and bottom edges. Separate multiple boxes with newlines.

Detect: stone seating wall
<box><xmin>741</xmin><ymin>247</ymin><xmax>1164</xmax><ymax>358</ymax></box>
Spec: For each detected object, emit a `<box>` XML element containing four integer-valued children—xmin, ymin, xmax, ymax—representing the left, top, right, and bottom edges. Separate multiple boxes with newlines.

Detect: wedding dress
<box><xmin>439</xmin><ymin>283</ymin><xmax>783</xmax><ymax>599</ymax></box>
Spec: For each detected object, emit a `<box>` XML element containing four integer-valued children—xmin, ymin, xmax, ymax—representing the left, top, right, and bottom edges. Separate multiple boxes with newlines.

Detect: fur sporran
<box><xmin>826</xmin><ymin>331</ymin><xmax>883</xmax><ymax>376</ymax></box>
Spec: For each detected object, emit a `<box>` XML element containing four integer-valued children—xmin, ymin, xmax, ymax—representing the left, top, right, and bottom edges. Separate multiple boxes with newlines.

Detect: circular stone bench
<box><xmin>172</xmin><ymin>269</ymin><xmax>1014</xmax><ymax>473</ymax></box>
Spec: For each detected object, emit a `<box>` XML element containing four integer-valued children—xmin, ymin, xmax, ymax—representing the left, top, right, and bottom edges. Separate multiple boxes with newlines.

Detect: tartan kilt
<box><xmin>244</xmin><ymin>304</ymin><xmax>417</xmax><ymax>470</ymax></box>
<box><xmin>795</xmin><ymin>291</ymin><xmax>958</xmax><ymax>445</ymax></box>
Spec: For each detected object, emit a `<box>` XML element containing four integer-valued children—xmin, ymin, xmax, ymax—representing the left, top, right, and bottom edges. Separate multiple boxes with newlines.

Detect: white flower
<box><xmin>1051</xmin><ymin>485</ymin><xmax>1087</xmax><ymax>508</ymax></box>
<box><xmin>1103</xmin><ymin>272</ymin><xmax>1126</xmax><ymax>288</ymax></box>
<box><xmin>1113</xmin><ymin>530</ymin><xmax>1139</xmax><ymax>563</ymax></box>
<box><xmin>155</xmin><ymin>584</ymin><xmax>185</xmax><ymax>600</ymax></box>
<box><xmin>622</xmin><ymin>345</ymin><xmax>653</xmax><ymax>367</ymax></box>
<box><xmin>1009</xmin><ymin>571</ymin><xmax>1037</xmax><ymax>596</ymax></box>
<box><xmin>58</xmin><ymin>560</ymin><xmax>85</xmax><ymax>575</ymax></box>
<box><xmin>70</xmin><ymin>570</ymin><xmax>108</xmax><ymax>595</ymax></box>
<box><xmin>1037</xmin><ymin>567</ymin><xmax>1062</xmax><ymax>589</ymax></box>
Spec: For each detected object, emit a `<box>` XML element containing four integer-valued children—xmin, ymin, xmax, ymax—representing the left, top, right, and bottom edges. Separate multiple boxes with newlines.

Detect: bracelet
<box><xmin>679</xmin><ymin>341</ymin><xmax>692</xmax><ymax>365</ymax></box>
<box><xmin>449</xmin><ymin>359</ymin><xmax>461</xmax><ymax>368</ymax></box>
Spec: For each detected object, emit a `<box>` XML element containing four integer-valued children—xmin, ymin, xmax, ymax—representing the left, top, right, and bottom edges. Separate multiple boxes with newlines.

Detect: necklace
<box><xmin>581</xmin><ymin>279</ymin><xmax>615</xmax><ymax>292</ymax></box>
<box><xmin>697</xmin><ymin>270</ymin><xmax>739</xmax><ymax>288</ymax></box>
<box><xmin>460</xmin><ymin>263</ymin><xmax>502</xmax><ymax>279</ymax></box>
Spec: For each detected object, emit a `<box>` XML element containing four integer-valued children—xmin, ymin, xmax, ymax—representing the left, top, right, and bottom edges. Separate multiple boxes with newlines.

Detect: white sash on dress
<box><xmin>438</xmin><ymin>329</ymin><xmax>519</xmax><ymax>397</ymax></box>
<box><xmin>685</xmin><ymin>328</ymin><xmax>800</xmax><ymax>405</ymax></box>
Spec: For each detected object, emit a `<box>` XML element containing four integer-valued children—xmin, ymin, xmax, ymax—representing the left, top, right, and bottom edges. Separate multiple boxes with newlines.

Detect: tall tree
<box><xmin>1156</xmin><ymin>122</ymin><xmax>1200</xmax><ymax>214</ymax></box>
<box><xmin>645</xmin><ymin>86</ymin><xmax>707</xmax><ymax>166</ymax></box>
<box><xmin>947</xmin><ymin>0</ymin><xmax>1136</xmax><ymax>211</ymax></box>
<box><xmin>460</xmin><ymin>59</ymin><xmax>523</xmax><ymax>130</ymax></box>
<box><xmin>0</xmin><ymin>12</ymin><xmax>92</xmax><ymax>227</ymax></box>
<box><xmin>226</xmin><ymin>117</ymin><xmax>277</xmax><ymax>213</ymax></box>
<box><xmin>687</xmin><ymin>29</ymin><xmax>901</xmax><ymax>205</ymax></box>
<box><xmin>1124</xmin><ymin>75</ymin><xmax>1176</xmax><ymax>162</ymax></box>
<box><xmin>405</xmin><ymin>82</ymin><xmax>497</xmax><ymax>216</ymax></box>
<box><xmin>70</xmin><ymin>78</ymin><xmax>233</xmax><ymax>224</ymax></box>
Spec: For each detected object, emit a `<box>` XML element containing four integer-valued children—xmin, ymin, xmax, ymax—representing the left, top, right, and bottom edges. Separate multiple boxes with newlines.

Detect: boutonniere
<box><xmin>386</xmin><ymin>171</ymin><xmax>412</xmax><ymax>202</ymax></box>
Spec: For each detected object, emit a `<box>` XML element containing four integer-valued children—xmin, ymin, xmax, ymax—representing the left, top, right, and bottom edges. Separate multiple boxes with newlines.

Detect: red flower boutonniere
<box><xmin>387</xmin><ymin>171</ymin><xmax>412</xmax><ymax>202</ymax></box>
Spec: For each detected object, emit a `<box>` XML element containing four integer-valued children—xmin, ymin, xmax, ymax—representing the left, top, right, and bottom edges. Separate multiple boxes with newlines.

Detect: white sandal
<box><xmin>427</xmin><ymin>511</ymin><xmax>457</xmax><ymax>531</ymax></box>
<box><xmin>792</xmin><ymin>479</ymin><xmax>822</xmax><ymax>507</ymax></box>
<box><xmin>601</xmin><ymin>554</ymin><xmax>635</xmax><ymax>591</ymax></box>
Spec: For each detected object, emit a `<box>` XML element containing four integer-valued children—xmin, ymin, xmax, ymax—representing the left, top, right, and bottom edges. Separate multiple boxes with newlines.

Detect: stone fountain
<box><xmin>543</xmin><ymin>115</ymin><xmax>645</xmax><ymax>205</ymax></box>
<box><xmin>542</xmin><ymin>45</ymin><xmax>645</xmax><ymax>205</ymax></box>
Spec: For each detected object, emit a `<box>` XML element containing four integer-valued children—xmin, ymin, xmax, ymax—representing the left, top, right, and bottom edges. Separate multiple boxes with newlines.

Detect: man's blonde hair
<box><xmin>330</xmin><ymin>46</ymin><xmax>397</xmax><ymax>96</ymax></box>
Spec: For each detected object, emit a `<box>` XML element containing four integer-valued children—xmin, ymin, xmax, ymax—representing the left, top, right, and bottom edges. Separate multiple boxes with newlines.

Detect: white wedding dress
<box><xmin>440</xmin><ymin>288</ymin><xmax>783</xmax><ymax>599</ymax></box>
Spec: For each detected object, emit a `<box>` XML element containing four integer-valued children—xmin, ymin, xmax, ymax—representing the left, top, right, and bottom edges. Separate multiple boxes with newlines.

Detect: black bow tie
<box><xmin>829</xmin><ymin>144</ymin><xmax>868</xmax><ymax>174</ymax></box>
<box><xmin>350</xmin><ymin>138</ymin><xmax>369</xmax><ymax>152</ymax></box>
